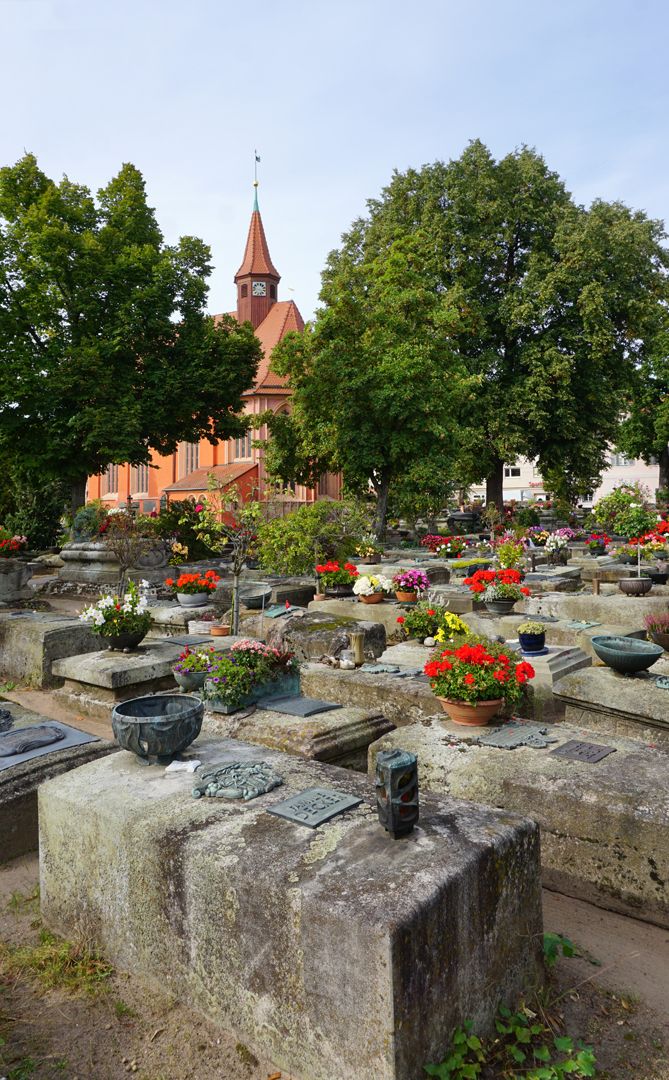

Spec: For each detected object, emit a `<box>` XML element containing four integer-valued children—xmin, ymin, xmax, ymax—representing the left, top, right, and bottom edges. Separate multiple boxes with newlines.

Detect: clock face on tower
<box><xmin>252</xmin><ymin>281</ymin><xmax>267</xmax><ymax>297</ymax></box>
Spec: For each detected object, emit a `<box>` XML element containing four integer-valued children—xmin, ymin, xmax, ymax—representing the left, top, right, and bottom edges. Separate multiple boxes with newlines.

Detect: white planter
<box><xmin>177</xmin><ymin>592</ymin><xmax>210</xmax><ymax>608</ymax></box>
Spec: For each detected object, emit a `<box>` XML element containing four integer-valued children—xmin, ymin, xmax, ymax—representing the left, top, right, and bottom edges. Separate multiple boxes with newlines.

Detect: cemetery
<box><xmin>1</xmin><ymin>492</ymin><xmax>669</xmax><ymax>1078</ymax></box>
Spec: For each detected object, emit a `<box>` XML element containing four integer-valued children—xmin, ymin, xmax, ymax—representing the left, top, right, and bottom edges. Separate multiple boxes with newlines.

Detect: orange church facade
<box><xmin>87</xmin><ymin>191</ymin><xmax>340</xmax><ymax>511</ymax></box>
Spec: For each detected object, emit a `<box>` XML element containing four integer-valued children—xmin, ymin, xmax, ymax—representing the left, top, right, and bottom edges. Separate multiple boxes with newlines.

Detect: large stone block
<box><xmin>51</xmin><ymin>641</ymin><xmax>184</xmax><ymax>719</ymax></box>
<box><xmin>300</xmin><ymin>662</ymin><xmax>444</xmax><ymax>726</ymax></box>
<box><xmin>39</xmin><ymin>738</ymin><xmax>543</xmax><ymax>1080</ymax></box>
<box><xmin>368</xmin><ymin>721</ymin><xmax>669</xmax><ymax>926</ymax></box>
<box><xmin>308</xmin><ymin>597</ymin><xmax>407</xmax><ymax>635</ymax></box>
<box><xmin>554</xmin><ymin>663</ymin><xmax>669</xmax><ymax>747</ymax></box>
<box><xmin>0</xmin><ymin>702</ymin><xmax>115</xmax><ymax>862</ymax></box>
<box><xmin>0</xmin><ymin>558</ymin><xmax>34</xmax><ymax>602</ymax></box>
<box><xmin>204</xmin><ymin>703</ymin><xmax>394</xmax><ymax>770</ymax></box>
<box><xmin>0</xmin><ymin>611</ymin><xmax>101</xmax><ymax>688</ymax></box>
<box><xmin>524</xmin><ymin>590</ymin><xmax>669</xmax><ymax>626</ymax></box>
<box><xmin>265</xmin><ymin>610</ymin><xmax>386</xmax><ymax>661</ymax></box>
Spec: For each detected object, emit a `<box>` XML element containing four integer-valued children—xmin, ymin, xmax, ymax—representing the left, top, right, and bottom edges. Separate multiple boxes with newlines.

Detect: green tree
<box><xmin>265</xmin><ymin>142</ymin><xmax>668</xmax><ymax>518</ymax></box>
<box><xmin>617</xmin><ymin>324</ymin><xmax>669</xmax><ymax>496</ymax></box>
<box><xmin>262</xmin><ymin>229</ymin><xmax>472</xmax><ymax>535</ymax></box>
<box><xmin>0</xmin><ymin>154</ymin><xmax>261</xmax><ymax>513</ymax></box>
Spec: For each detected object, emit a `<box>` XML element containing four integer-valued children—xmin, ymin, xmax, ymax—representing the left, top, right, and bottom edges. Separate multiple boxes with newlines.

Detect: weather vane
<box><xmin>254</xmin><ymin>149</ymin><xmax>260</xmax><ymax>188</ymax></box>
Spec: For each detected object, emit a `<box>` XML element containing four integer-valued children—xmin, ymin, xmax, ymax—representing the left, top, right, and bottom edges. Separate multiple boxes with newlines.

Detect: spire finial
<box><xmin>253</xmin><ymin>150</ymin><xmax>260</xmax><ymax>211</ymax></box>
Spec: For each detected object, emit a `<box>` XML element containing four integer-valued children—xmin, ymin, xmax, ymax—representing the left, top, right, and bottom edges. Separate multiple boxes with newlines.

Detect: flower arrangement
<box><xmin>79</xmin><ymin>579</ymin><xmax>152</xmax><ymax>638</ymax></box>
<box><xmin>553</xmin><ymin>527</ymin><xmax>577</xmax><ymax>541</ymax></box>
<box><xmin>169</xmin><ymin>541</ymin><xmax>189</xmax><ymax>566</ymax></box>
<box><xmin>525</xmin><ymin>527</ymin><xmax>551</xmax><ymax>547</ymax></box>
<box><xmin>392</xmin><ymin>569</ymin><xmax>430</xmax><ymax>594</ymax></box>
<box><xmin>315</xmin><ymin>561</ymin><xmax>359</xmax><ymax>587</ymax></box>
<box><xmin>165</xmin><ymin>570</ymin><xmax>220</xmax><ymax>594</ymax></box>
<box><xmin>352</xmin><ymin>574</ymin><xmax>393</xmax><ymax>596</ymax></box>
<box><xmin>355</xmin><ymin>535</ymin><xmax>383</xmax><ymax>560</ymax></box>
<box><xmin>172</xmin><ymin>646</ymin><xmax>215</xmax><ymax>675</ymax></box>
<box><xmin>420</xmin><ymin>534</ymin><xmax>448</xmax><ymax>552</ymax></box>
<box><xmin>544</xmin><ymin>532</ymin><xmax>569</xmax><ymax>553</ymax></box>
<box><xmin>0</xmin><ymin>528</ymin><xmax>28</xmax><ymax>557</ymax></box>
<box><xmin>463</xmin><ymin>568</ymin><xmax>531</xmax><ymax>602</ymax></box>
<box><xmin>203</xmin><ymin>640</ymin><xmax>298</xmax><ymax>708</ymax></box>
<box><xmin>396</xmin><ymin>603</ymin><xmax>467</xmax><ymax>642</ymax></box>
<box><xmin>585</xmin><ymin>532</ymin><xmax>610</xmax><ymax>552</ymax></box>
<box><xmin>494</xmin><ymin>537</ymin><xmax>525</xmax><ymax>569</ymax></box>
<box><xmin>424</xmin><ymin>639</ymin><xmax>535</xmax><ymax>706</ymax></box>
<box><xmin>434</xmin><ymin>536</ymin><xmax>468</xmax><ymax>558</ymax></box>
<box><xmin>230</xmin><ymin>638</ymin><xmax>298</xmax><ymax>678</ymax></box>
<box><xmin>644</xmin><ymin>612</ymin><xmax>669</xmax><ymax>636</ymax></box>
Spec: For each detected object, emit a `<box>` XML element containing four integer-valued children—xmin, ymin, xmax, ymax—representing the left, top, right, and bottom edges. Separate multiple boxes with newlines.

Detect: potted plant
<box><xmin>314</xmin><ymin>560</ymin><xmax>359</xmax><ymax>597</ymax></box>
<box><xmin>172</xmin><ymin>646</ymin><xmax>214</xmax><ymax>691</ymax></box>
<box><xmin>585</xmin><ymin>532</ymin><xmax>610</xmax><ymax>557</ymax></box>
<box><xmin>204</xmin><ymin>640</ymin><xmax>299</xmax><ymax>713</ymax></box>
<box><xmin>392</xmin><ymin>568</ymin><xmax>430</xmax><ymax>602</ymax></box>
<box><xmin>355</xmin><ymin>536</ymin><xmax>384</xmax><ymax>563</ymax></box>
<box><xmin>352</xmin><ymin>573</ymin><xmax>393</xmax><ymax>604</ymax></box>
<box><xmin>79</xmin><ymin>579</ymin><xmax>152</xmax><ymax>651</ymax></box>
<box><xmin>544</xmin><ymin>533</ymin><xmax>569</xmax><ymax>566</ymax></box>
<box><xmin>517</xmin><ymin>620</ymin><xmax>546</xmax><ymax>654</ymax></box>
<box><xmin>434</xmin><ymin>535</ymin><xmax>468</xmax><ymax>559</ymax></box>
<box><xmin>165</xmin><ymin>570</ymin><xmax>220</xmax><ymax>607</ymax></box>
<box><xmin>494</xmin><ymin>536</ymin><xmax>525</xmax><ymax>569</ymax></box>
<box><xmin>424</xmin><ymin>638</ymin><xmax>535</xmax><ymax>726</ymax></box>
<box><xmin>525</xmin><ymin>527</ymin><xmax>550</xmax><ymax>548</ymax></box>
<box><xmin>396</xmin><ymin>603</ymin><xmax>468</xmax><ymax>644</ymax></box>
<box><xmin>463</xmin><ymin>568</ymin><xmax>530</xmax><ymax>615</ymax></box>
<box><xmin>618</xmin><ymin>541</ymin><xmax>653</xmax><ymax>596</ymax></box>
<box><xmin>644</xmin><ymin>612</ymin><xmax>669</xmax><ymax>653</ymax></box>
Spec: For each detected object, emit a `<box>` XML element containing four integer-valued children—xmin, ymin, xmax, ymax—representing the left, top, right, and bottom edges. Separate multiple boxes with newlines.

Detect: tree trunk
<box><xmin>70</xmin><ymin>477</ymin><xmax>87</xmax><ymax>516</ymax></box>
<box><xmin>232</xmin><ymin>571</ymin><xmax>241</xmax><ymax>635</ymax></box>
<box><xmin>373</xmin><ymin>470</ymin><xmax>392</xmax><ymax>539</ymax></box>
<box><xmin>659</xmin><ymin>445</ymin><xmax>669</xmax><ymax>496</ymax></box>
<box><xmin>485</xmin><ymin>457</ymin><xmax>504</xmax><ymax>511</ymax></box>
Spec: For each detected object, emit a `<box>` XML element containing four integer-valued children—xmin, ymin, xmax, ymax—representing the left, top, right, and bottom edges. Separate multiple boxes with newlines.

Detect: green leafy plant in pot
<box><xmin>517</xmin><ymin>620</ymin><xmax>546</xmax><ymax>654</ymax></box>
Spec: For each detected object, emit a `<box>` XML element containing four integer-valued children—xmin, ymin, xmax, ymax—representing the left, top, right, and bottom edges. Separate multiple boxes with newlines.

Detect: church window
<box><xmin>270</xmin><ymin>284</ymin><xmax>276</xmax><ymax>299</ymax></box>
<box><xmin>241</xmin><ymin>284</ymin><xmax>248</xmax><ymax>298</ymax></box>
<box><xmin>178</xmin><ymin>442</ymin><xmax>200</xmax><ymax>478</ymax></box>
<box><xmin>102</xmin><ymin>464</ymin><xmax>119</xmax><ymax>495</ymax></box>
<box><xmin>131</xmin><ymin>463</ymin><xmax>150</xmax><ymax>494</ymax></box>
<box><xmin>234</xmin><ymin>432</ymin><xmax>253</xmax><ymax>460</ymax></box>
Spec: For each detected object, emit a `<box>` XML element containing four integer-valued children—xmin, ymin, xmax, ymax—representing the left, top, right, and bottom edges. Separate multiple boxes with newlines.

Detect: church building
<box><xmin>87</xmin><ymin>188</ymin><xmax>340</xmax><ymax>510</ymax></box>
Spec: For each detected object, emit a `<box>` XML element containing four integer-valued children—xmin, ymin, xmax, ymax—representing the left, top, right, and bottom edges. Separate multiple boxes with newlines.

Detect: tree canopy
<box><xmin>0</xmin><ymin>154</ymin><xmax>261</xmax><ymax>510</ymax></box>
<box><xmin>262</xmin><ymin>141</ymin><xmax>668</xmax><ymax>525</ymax></box>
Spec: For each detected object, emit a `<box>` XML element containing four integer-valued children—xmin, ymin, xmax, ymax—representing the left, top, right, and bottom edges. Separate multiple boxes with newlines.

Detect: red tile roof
<box><xmin>235</xmin><ymin>210</ymin><xmax>280</xmax><ymax>280</ymax></box>
<box><xmin>254</xmin><ymin>301</ymin><xmax>305</xmax><ymax>387</ymax></box>
<box><xmin>163</xmin><ymin>462</ymin><xmax>256</xmax><ymax>492</ymax></box>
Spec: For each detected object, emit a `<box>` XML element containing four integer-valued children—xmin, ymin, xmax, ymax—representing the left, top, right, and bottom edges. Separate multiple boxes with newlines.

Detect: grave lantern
<box><xmin>375</xmin><ymin>748</ymin><xmax>419</xmax><ymax>838</ymax></box>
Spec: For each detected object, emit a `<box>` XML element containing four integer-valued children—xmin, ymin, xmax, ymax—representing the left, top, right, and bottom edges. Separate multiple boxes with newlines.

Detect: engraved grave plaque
<box><xmin>549</xmin><ymin>739</ymin><xmax>616</xmax><ymax>764</ymax></box>
<box><xmin>267</xmin><ymin>786</ymin><xmax>362</xmax><ymax>828</ymax></box>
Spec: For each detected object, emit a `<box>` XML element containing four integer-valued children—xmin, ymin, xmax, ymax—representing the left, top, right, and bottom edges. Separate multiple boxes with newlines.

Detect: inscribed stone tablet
<box><xmin>267</xmin><ymin>787</ymin><xmax>362</xmax><ymax>828</ymax></box>
<box><xmin>549</xmin><ymin>740</ymin><xmax>616</xmax><ymax>764</ymax></box>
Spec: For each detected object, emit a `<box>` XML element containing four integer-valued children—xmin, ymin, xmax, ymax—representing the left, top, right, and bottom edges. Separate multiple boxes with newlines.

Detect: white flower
<box><xmin>353</xmin><ymin>575</ymin><xmax>376</xmax><ymax>596</ymax></box>
<box><xmin>140</xmin><ymin>579</ymin><xmax>150</xmax><ymax>588</ymax></box>
<box><xmin>98</xmin><ymin>595</ymin><xmax>115</xmax><ymax>609</ymax></box>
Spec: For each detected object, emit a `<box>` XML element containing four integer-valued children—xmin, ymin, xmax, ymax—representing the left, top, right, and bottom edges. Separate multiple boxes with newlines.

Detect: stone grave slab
<box><xmin>204</xmin><ymin>702</ymin><xmax>393</xmax><ymax>770</ymax></box>
<box><xmin>262</xmin><ymin>696</ymin><xmax>342</xmax><ymax>717</ymax></box>
<box><xmin>264</xmin><ymin>610</ymin><xmax>386</xmax><ymax>662</ymax></box>
<box><xmin>0</xmin><ymin>701</ymin><xmax>114</xmax><ymax>862</ymax></box>
<box><xmin>368</xmin><ymin>720</ymin><xmax>669</xmax><ymax>927</ymax></box>
<box><xmin>0</xmin><ymin>719</ymin><xmax>97</xmax><ymax>772</ymax></box>
<box><xmin>51</xmin><ymin>641</ymin><xmax>184</xmax><ymax>720</ymax></box>
<box><xmin>39</xmin><ymin>736</ymin><xmax>542</xmax><ymax>1080</ymax></box>
<box><xmin>0</xmin><ymin>610</ymin><xmax>101</xmax><ymax>689</ymax></box>
<box><xmin>554</xmin><ymin>662</ymin><xmax>669</xmax><ymax>748</ymax></box>
<box><xmin>145</xmin><ymin>603</ymin><xmax>217</xmax><ymax>637</ymax></box>
<box><xmin>524</xmin><ymin>591</ymin><xmax>669</xmax><ymax>627</ymax></box>
<box><xmin>503</xmin><ymin>643</ymin><xmax>591</xmax><ymax>722</ymax></box>
<box><xmin>307</xmin><ymin>598</ymin><xmax>410</xmax><ymax>635</ymax></box>
<box><xmin>300</xmin><ymin>662</ymin><xmax>449</xmax><ymax>729</ymax></box>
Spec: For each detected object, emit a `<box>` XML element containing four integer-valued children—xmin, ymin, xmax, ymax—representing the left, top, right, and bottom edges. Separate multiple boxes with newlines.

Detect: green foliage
<box><xmin>0</xmin><ymin>153</ymin><xmax>261</xmax><ymax>510</ymax></box>
<box><xmin>543</xmin><ymin>932</ymin><xmax>575</xmax><ymax>968</ymax></box>
<box><xmin>515</xmin><ymin>506</ymin><xmax>541</xmax><ymax>528</ymax></box>
<box><xmin>425</xmin><ymin>1005</ymin><xmax>596</xmax><ymax>1079</ymax></box>
<box><xmin>148</xmin><ymin>498</ymin><xmax>215</xmax><ymax>561</ymax></box>
<box><xmin>0</xmin><ymin>460</ymin><xmax>68</xmax><ymax>549</ymax></box>
<box><xmin>592</xmin><ymin>483</ymin><xmax>658</xmax><ymax>538</ymax></box>
<box><xmin>258</xmin><ymin>499</ymin><xmax>370</xmax><ymax>576</ymax></box>
<box><xmin>71</xmin><ymin>500</ymin><xmax>109</xmax><ymax>540</ymax></box>
<box><xmin>397</xmin><ymin>603</ymin><xmax>468</xmax><ymax>641</ymax></box>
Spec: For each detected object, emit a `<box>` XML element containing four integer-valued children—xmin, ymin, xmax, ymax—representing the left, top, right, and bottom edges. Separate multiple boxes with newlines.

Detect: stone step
<box><xmin>39</xmin><ymin>736</ymin><xmax>542</xmax><ymax>1080</ymax></box>
<box><xmin>368</xmin><ymin>719</ymin><xmax>669</xmax><ymax>927</ymax></box>
<box><xmin>554</xmin><ymin>662</ymin><xmax>669</xmax><ymax>748</ymax></box>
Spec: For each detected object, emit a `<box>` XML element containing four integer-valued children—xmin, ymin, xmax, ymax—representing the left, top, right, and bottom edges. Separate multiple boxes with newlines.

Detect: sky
<box><xmin>1</xmin><ymin>0</ymin><xmax>668</xmax><ymax>320</ymax></box>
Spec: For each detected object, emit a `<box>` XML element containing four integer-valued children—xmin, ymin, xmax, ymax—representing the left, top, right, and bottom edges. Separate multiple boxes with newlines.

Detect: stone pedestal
<box><xmin>0</xmin><ymin>558</ymin><xmax>34</xmax><ymax>603</ymax></box>
<box><xmin>368</xmin><ymin>721</ymin><xmax>669</xmax><ymax>927</ymax></box>
<box><xmin>51</xmin><ymin>642</ymin><xmax>186</xmax><ymax>720</ymax></box>
<box><xmin>39</xmin><ymin>738</ymin><xmax>542</xmax><ymax>1080</ymax></box>
<box><xmin>554</xmin><ymin>663</ymin><xmax>669</xmax><ymax>748</ymax></box>
<box><xmin>204</xmin><ymin>704</ymin><xmax>395</xmax><ymax>770</ymax></box>
<box><xmin>58</xmin><ymin>541</ymin><xmax>169</xmax><ymax>586</ymax></box>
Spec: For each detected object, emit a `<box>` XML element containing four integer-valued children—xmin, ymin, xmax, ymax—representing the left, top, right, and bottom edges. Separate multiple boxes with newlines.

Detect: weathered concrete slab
<box><xmin>524</xmin><ymin>591</ymin><xmax>669</xmax><ymax>626</ymax></box>
<box><xmin>492</xmin><ymin>614</ymin><xmax>645</xmax><ymax>657</ymax></box>
<box><xmin>554</xmin><ymin>663</ymin><xmax>669</xmax><ymax>748</ymax></box>
<box><xmin>308</xmin><ymin>597</ymin><xmax>408</xmax><ymax>635</ymax></box>
<box><xmin>379</xmin><ymin>640</ymin><xmax>432</xmax><ymax>667</ymax></box>
<box><xmin>52</xmin><ymin>642</ymin><xmax>183</xmax><ymax>719</ymax></box>
<box><xmin>522</xmin><ymin>567</ymin><xmax>582</xmax><ymax>593</ymax></box>
<box><xmin>423</xmin><ymin>585</ymin><xmax>478</xmax><ymax>613</ymax></box>
<box><xmin>204</xmin><ymin>704</ymin><xmax>395</xmax><ymax>770</ymax></box>
<box><xmin>264</xmin><ymin>611</ymin><xmax>386</xmax><ymax>661</ymax></box>
<box><xmin>0</xmin><ymin>701</ymin><xmax>114</xmax><ymax>861</ymax></box>
<box><xmin>368</xmin><ymin>721</ymin><xmax>669</xmax><ymax>927</ymax></box>
<box><xmin>39</xmin><ymin>738</ymin><xmax>542</xmax><ymax>1080</ymax></box>
<box><xmin>0</xmin><ymin>611</ymin><xmax>101</xmax><ymax>688</ymax></box>
<box><xmin>300</xmin><ymin>662</ymin><xmax>444</xmax><ymax>727</ymax></box>
<box><xmin>146</xmin><ymin>603</ymin><xmax>217</xmax><ymax>637</ymax></box>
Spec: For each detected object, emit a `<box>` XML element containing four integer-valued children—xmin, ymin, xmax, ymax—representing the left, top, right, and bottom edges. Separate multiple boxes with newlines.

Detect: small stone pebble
<box><xmin>423</xmin><ymin>637</ymin><xmax>435</xmax><ymax>647</ymax></box>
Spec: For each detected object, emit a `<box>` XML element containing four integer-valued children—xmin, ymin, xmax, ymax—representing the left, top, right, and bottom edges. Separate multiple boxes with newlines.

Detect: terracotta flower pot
<box><xmin>395</xmin><ymin>590</ymin><xmax>418</xmax><ymax>603</ymax></box>
<box><xmin>436</xmin><ymin>697</ymin><xmax>503</xmax><ymax>726</ymax></box>
<box><xmin>359</xmin><ymin>592</ymin><xmax>384</xmax><ymax>604</ymax></box>
<box><xmin>210</xmin><ymin>625</ymin><xmax>231</xmax><ymax>637</ymax></box>
<box><xmin>313</xmin><ymin>593</ymin><xmax>327</xmax><ymax>602</ymax></box>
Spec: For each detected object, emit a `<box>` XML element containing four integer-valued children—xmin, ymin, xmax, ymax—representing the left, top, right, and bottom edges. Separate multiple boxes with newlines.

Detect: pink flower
<box><xmin>195</xmin><ymin>503</ymin><xmax>203</xmax><ymax>512</ymax></box>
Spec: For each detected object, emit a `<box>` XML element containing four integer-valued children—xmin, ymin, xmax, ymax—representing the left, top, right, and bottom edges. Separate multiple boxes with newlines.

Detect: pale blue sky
<box><xmin>1</xmin><ymin>0</ymin><xmax>667</xmax><ymax>319</ymax></box>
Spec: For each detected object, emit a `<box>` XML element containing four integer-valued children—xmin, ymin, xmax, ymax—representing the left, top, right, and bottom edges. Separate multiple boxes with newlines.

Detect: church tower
<box><xmin>234</xmin><ymin>184</ymin><xmax>280</xmax><ymax>329</ymax></box>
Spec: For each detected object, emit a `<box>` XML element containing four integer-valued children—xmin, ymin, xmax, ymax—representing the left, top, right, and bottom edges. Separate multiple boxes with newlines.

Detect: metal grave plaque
<box><xmin>479</xmin><ymin>720</ymin><xmax>558</xmax><ymax>750</ymax></box>
<box><xmin>549</xmin><ymin>739</ymin><xmax>616</xmax><ymax>764</ymax></box>
<box><xmin>267</xmin><ymin>786</ymin><xmax>362</xmax><ymax>828</ymax></box>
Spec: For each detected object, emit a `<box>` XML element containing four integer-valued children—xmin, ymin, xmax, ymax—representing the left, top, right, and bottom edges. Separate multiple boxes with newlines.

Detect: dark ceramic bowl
<box><xmin>591</xmin><ymin>635</ymin><xmax>663</xmax><ymax>674</ymax></box>
<box><xmin>642</xmin><ymin>571</ymin><xmax>669</xmax><ymax>585</ymax></box>
<box><xmin>112</xmin><ymin>694</ymin><xmax>204</xmax><ymax>764</ymax></box>
<box><xmin>240</xmin><ymin>582</ymin><xmax>273</xmax><ymax>609</ymax></box>
<box><xmin>618</xmin><ymin>577</ymin><xmax>653</xmax><ymax>596</ymax></box>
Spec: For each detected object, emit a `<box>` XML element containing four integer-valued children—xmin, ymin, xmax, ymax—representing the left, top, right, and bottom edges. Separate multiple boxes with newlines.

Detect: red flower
<box><xmin>520</xmin><ymin>587</ymin><xmax>530</xmax><ymax>596</ymax></box>
<box><xmin>427</xmin><ymin>609</ymin><xmax>435</xmax><ymax>616</ymax></box>
<box><xmin>396</xmin><ymin>616</ymin><xmax>405</xmax><ymax>624</ymax></box>
<box><xmin>463</xmin><ymin>673</ymin><xmax>476</xmax><ymax>685</ymax></box>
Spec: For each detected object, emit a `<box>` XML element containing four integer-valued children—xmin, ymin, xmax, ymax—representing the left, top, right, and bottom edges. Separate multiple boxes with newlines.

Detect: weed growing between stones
<box><xmin>0</xmin><ymin>929</ymin><xmax>113</xmax><ymax>995</ymax></box>
<box><xmin>424</xmin><ymin>934</ymin><xmax>597</xmax><ymax>1078</ymax></box>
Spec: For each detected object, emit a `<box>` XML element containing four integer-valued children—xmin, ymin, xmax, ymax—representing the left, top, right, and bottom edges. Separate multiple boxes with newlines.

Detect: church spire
<box><xmin>235</xmin><ymin>176</ymin><xmax>280</xmax><ymax>328</ymax></box>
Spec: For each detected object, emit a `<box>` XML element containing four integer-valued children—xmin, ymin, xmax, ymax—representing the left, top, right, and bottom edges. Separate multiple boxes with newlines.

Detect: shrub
<box><xmin>258</xmin><ymin>499</ymin><xmax>369</xmax><ymax>576</ymax></box>
<box><xmin>592</xmin><ymin>483</ymin><xmax>658</xmax><ymax>539</ymax></box>
<box><xmin>71</xmin><ymin>500</ymin><xmax>109</xmax><ymax>540</ymax></box>
<box><xmin>517</xmin><ymin>620</ymin><xmax>545</xmax><ymax>634</ymax></box>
